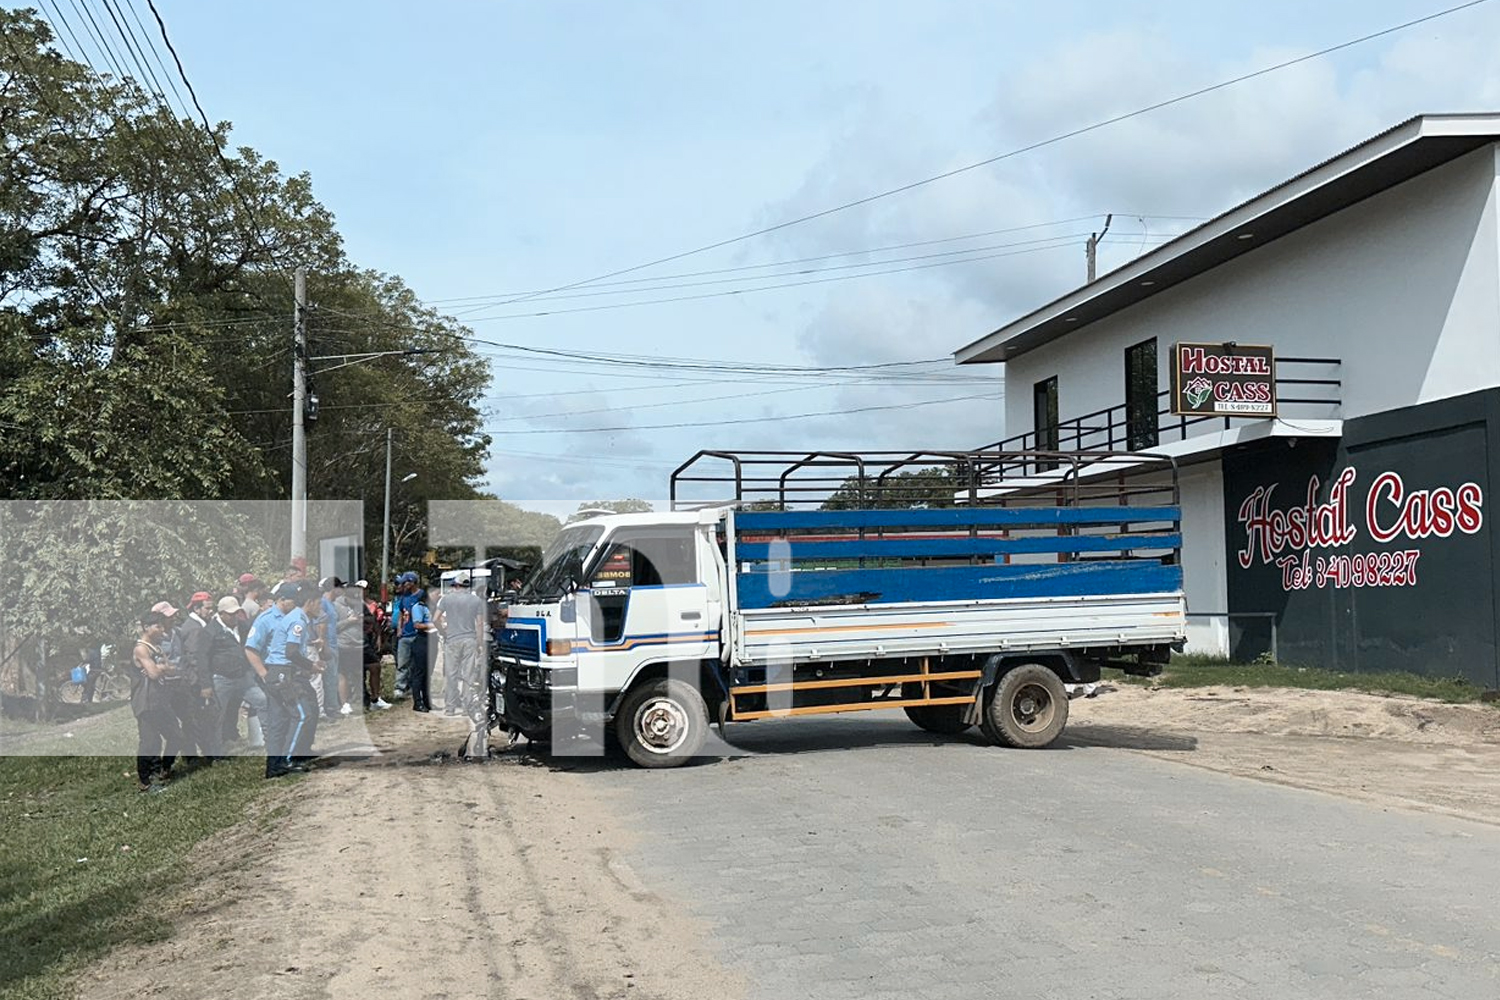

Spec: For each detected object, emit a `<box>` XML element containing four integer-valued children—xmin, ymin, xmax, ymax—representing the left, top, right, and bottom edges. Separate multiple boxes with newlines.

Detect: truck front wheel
<box><xmin>615</xmin><ymin>677</ymin><xmax>709</xmax><ymax>768</ymax></box>
<box><xmin>981</xmin><ymin>664</ymin><xmax>1068</xmax><ymax>748</ymax></box>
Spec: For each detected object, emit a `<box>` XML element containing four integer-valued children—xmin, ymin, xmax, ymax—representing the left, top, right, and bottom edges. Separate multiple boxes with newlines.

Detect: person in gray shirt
<box><xmin>435</xmin><ymin>573</ymin><xmax>488</xmax><ymax>734</ymax></box>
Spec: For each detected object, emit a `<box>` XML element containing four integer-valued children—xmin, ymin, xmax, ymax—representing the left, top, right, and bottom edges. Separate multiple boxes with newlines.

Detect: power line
<box><xmin>485</xmin><ymin>391</ymin><xmax>1003</xmax><ymax>435</ymax></box>
<box><xmin>143</xmin><ymin>0</ymin><xmax>283</xmax><ymax>274</ymax></box>
<box><xmin>488</xmin><ymin>448</ymin><xmax>680</xmax><ymax>471</ymax></box>
<box><xmin>480</xmin><ymin>0</ymin><xmax>1493</xmax><ymax>311</ymax></box>
<box><xmin>92</xmin><ymin>0</ymin><xmax>229</xmax><ymax>217</ymax></box>
<box><xmin>66</xmin><ymin>0</ymin><xmax>128</xmax><ymax>82</ymax></box>
<box><xmin>40</xmin><ymin>1</ymin><xmax>111</xmax><ymax>89</ymax></box>
<box><xmin>439</xmin><ymin>226</ymin><xmax>1186</xmax><ymax>313</ymax></box>
<box><xmin>459</xmin><ymin>338</ymin><xmax>964</xmax><ymax>374</ymax></box>
<box><xmin>124</xmin><ymin>0</ymin><xmax>188</xmax><ymax>114</ymax></box>
<box><xmin>294</xmin><ymin>219</ymin><xmax>1185</xmax><ymax>331</ymax></box>
<box><xmin>459</xmin><ymin>236</ymin><xmax>1175</xmax><ymax>322</ymax></box>
<box><xmin>444</xmin><ymin>231</ymin><xmax>1105</xmax><ymax>311</ymax></box>
<box><xmin>481</xmin><ymin>380</ymin><xmax>938</xmax><ymax>425</ymax></box>
<box><xmin>428</xmin><ymin>216</ymin><xmax>1118</xmax><ymax>306</ymax></box>
<box><xmin>99</xmin><ymin>0</ymin><xmax>170</xmax><ymax>109</ymax></box>
<box><xmin>453</xmin><ymin>338</ymin><xmax>991</xmax><ymax>380</ymax></box>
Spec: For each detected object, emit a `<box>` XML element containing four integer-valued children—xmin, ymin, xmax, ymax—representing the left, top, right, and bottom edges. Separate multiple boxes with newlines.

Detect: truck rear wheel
<box><xmin>981</xmin><ymin>664</ymin><xmax>1068</xmax><ymax>748</ymax></box>
<box><xmin>615</xmin><ymin>677</ymin><xmax>709</xmax><ymax>769</ymax></box>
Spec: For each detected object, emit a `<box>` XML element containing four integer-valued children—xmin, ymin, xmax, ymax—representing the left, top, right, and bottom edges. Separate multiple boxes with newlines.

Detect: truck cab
<box><xmin>493</xmin><ymin>510</ymin><xmax>729</xmax><ymax>754</ymax></box>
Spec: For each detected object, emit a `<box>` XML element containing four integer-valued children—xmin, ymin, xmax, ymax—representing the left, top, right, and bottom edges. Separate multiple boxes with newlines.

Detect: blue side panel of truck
<box><xmin>732</xmin><ymin>504</ymin><xmax>1182</xmax><ymax>610</ymax></box>
<box><xmin>736</xmin><ymin>560</ymin><xmax>1182</xmax><ymax>608</ymax></box>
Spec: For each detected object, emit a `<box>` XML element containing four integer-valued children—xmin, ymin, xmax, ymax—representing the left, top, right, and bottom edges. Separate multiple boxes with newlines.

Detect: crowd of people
<box><xmin>127</xmin><ymin>559</ymin><xmax>496</xmax><ymax>791</ymax></box>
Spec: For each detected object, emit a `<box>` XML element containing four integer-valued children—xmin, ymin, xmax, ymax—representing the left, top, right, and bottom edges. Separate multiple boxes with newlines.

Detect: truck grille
<box><xmin>496</xmin><ymin>625</ymin><xmax>541</xmax><ymax>661</ymax></box>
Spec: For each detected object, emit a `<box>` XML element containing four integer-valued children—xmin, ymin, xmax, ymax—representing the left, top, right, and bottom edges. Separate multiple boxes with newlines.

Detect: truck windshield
<box><xmin>520</xmin><ymin>525</ymin><xmax>605</xmax><ymax>600</ymax></box>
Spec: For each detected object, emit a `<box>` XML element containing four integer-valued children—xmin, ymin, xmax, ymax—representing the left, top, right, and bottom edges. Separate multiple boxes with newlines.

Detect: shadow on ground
<box><xmin>1060</xmin><ymin>724</ymin><xmax>1199</xmax><ymax>752</ymax></box>
<box><xmin>348</xmin><ymin>713</ymin><xmax>1200</xmax><ymax>774</ymax></box>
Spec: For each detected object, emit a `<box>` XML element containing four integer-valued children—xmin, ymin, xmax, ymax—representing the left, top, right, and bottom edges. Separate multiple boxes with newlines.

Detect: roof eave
<box><xmin>954</xmin><ymin>113</ymin><xmax>1499</xmax><ymax>365</ymax></box>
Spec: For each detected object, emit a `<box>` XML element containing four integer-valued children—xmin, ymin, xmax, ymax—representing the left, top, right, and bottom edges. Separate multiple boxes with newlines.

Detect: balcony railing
<box><xmin>984</xmin><ymin>356</ymin><xmax>1341</xmax><ymax>456</ymax></box>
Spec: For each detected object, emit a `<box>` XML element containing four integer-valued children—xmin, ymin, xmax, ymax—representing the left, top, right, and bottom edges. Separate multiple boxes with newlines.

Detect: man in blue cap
<box><xmin>392</xmin><ymin>572</ymin><xmax>422</xmax><ymax>700</ymax></box>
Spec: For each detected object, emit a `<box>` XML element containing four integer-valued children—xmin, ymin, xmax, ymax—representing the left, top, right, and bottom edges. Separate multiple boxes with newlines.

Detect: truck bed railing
<box><xmin>670</xmin><ymin>448</ymin><xmax>1179</xmax><ymax>511</ymax></box>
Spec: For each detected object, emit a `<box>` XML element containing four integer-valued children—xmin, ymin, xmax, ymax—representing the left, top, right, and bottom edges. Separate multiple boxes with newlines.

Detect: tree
<box><xmin>0</xmin><ymin>499</ymin><xmax>269</xmax><ymax>716</ymax></box>
<box><xmin>0</xmin><ymin>13</ymin><xmax>525</xmax><ymax>704</ymax></box>
<box><xmin>0</xmin><ymin>10</ymin><xmax>503</xmax><ymax>572</ymax></box>
<box><xmin>573</xmin><ymin>499</ymin><xmax>654</xmax><ymax>519</ymax></box>
<box><xmin>0</xmin><ymin>10</ymin><xmax>492</xmax><ymax>514</ymax></box>
<box><xmin>820</xmin><ymin>467</ymin><xmax>962</xmax><ymax>510</ymax></box>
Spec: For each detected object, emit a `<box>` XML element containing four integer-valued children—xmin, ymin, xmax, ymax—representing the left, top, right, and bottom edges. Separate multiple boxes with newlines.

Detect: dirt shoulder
<box><xmin>1066</xmin><ymin>684</ymin><xmax>1500</xmax><ymax>826</ymax></box>
<box><xmin>75</xmin><ymin>711</ymin><xmax>743</xmax><ymax>1000</ymax></box>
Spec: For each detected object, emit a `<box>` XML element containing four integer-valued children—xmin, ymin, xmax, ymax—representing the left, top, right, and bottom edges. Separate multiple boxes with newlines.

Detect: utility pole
<box><xmin>1086</xmin><ymin>213</ymin><xmax>1113</xmax><ymax>282</ymax></box>
<box><xmin>381</xmin><ymin>427</ymin><xmax>393</xmax><ymax>597</ymax></box>
<box><xmin>291</xmin><ymin>267</ymin><xmax>307</xmax><ymax>564</ymax></box>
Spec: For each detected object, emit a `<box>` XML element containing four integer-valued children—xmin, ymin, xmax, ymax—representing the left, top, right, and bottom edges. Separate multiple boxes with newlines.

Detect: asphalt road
<box><xmin>577</xmin><ymin>715</ymin><xmax>1500</xmax><ymax>1000</ymax></box>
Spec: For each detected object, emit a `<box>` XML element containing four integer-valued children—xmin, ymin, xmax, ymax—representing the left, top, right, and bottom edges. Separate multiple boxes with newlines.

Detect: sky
<box><xmin>89</xmin><ymin>2</ymin><xmax>1500</xmax><ymax>514</ymax></box>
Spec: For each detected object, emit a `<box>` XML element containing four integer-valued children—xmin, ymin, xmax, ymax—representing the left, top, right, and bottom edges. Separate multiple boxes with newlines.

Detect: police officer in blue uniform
<box><xmin>287</xmin><ymin>585</ymin><xmax>325</xmax><ymax>763</ymax></box>
<box><xmin>244</xmin><ymin>582</ymin><xmax>321</xmax><ymax>777</ymax></box>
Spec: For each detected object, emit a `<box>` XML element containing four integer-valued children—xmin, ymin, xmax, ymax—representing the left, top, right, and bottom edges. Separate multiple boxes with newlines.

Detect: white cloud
<box><xmin>480</xmin><ymin>3</ymin><xmax>1500</xmax><ymax>505</ymax></box>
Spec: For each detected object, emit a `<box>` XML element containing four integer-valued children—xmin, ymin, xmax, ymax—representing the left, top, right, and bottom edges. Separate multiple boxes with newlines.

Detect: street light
<box><xmin>380</xmin><ymin>428</ymin><xmax>419</xmax><ymax>599</ymax></box>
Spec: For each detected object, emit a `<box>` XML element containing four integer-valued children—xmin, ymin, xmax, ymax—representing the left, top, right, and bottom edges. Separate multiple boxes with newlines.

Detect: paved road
<box><xmin>578</xmin><ymin>715</ymin><xmax>1500</xmax><ymax>1000</ymax></box>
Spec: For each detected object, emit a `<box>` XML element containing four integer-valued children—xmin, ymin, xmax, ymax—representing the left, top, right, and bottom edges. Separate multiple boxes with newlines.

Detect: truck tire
<box><xmin>899</xmin><ymin>684</ymin><xmax>973</xmax><ymax>735</ymax></box>
<box><xmin>614</xmin><ymin>677</ymin><xmax>709</xmax><ymax>768</ymax></box>
<box><xmin>903</xmin><ymin>704</ymin><xmax>973</xmax><ymax>735</ymax></box>
<box><xmin>981</xmin><ymin>663</ymin><xmax>1068</xmax><ymax>748</ymax></box>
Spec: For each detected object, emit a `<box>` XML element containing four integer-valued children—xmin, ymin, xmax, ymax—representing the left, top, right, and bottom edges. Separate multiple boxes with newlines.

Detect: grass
<box><xmin>0</xmin><ymin>755</ymin><xmax>283</xmax><ymax>1000</ymax></box>
<box><xmin>1108</xmin><ymin>654</ymin><xmax>1495</xmax><ymax>705</ymax></box>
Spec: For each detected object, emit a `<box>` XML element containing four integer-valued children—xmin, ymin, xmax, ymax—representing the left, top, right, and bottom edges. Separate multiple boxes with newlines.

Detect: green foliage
<box><xmin>574</xmin><ymin>498</ymin><xmax>654</xmax><ymax>517</ymax></box>
<box><xmin>819</xmin><ymin>467</ymin><xmax>960</xmax><ymax>510</ymax></box>
<box><xmin>0</xmin><ymin>8</ymin><xmax>492</xmax><ymax>525</ymax></box>
<box><xmin>0</xmin><ymin>9</ymin><xmax>535</xmax><ymax>601</ymax></box>
<box><xmin>0</xmin><ymin>500</ymin><xmax>266</xmax><ymax>650</ymax></box>
<box><xmin>426</xmin><ymin>497</ymin><xmax>561</xmax><ymax>573</ymax></box>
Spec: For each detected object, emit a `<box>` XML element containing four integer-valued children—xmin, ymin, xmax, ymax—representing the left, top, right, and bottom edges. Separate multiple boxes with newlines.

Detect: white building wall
<box><xmin>1178</xmin><ymin>461</ymin><xmax>1229</xmax><ymax>657</ymax></box>
<box><xmin>1000</xmin><ymin>144</ymin><xmax>1500</xmax><ymax>438</ymax></box>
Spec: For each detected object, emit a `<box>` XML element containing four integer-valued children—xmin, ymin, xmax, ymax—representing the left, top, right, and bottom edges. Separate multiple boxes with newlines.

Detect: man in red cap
<box><xmin>174</xmin><ymin>591</ymin><xmax>222</xmax><ymax>763</ymax></box>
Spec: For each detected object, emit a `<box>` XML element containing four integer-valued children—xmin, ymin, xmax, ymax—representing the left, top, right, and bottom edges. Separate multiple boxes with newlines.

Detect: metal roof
<box><xmin>954</xmin><ymin>113</ymin><xmax>1500</xmax><ymax>365</ymax></box>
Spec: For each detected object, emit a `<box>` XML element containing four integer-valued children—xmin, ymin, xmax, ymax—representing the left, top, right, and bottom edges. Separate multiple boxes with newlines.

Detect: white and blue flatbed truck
<box><xmin>492</xmin><ymin>450</ymin><xmax>1186</xmax><ymax>767</ymax></box>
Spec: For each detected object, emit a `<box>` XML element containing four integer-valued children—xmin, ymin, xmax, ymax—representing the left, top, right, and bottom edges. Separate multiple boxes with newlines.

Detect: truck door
<box><xmin>577</xmin><ymin>527</ymin><xmax>716</xmax><ymax>689</ymax></box>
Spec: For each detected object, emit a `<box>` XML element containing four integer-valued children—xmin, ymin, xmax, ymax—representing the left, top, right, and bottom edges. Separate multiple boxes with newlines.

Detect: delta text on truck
<box><xmin>491</xmin><ymin>450</ymin><xmax>1186</xmax><ymax>768</ymax></box>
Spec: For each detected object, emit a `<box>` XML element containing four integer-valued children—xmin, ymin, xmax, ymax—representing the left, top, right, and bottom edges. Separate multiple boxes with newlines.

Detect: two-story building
<box><xmin>954</xmin><ymin>113</ymin><xmax>1500</xmax><ymax>688</ymax></box>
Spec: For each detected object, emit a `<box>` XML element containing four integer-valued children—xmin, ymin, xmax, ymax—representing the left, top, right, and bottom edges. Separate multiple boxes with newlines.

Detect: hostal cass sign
<box><xmin>1170</xmin><ymin>342</ymin><xmax>1276</xmax><ymax>417</ymax></box>
<box><xmin>1237</xmin><ymin>467</ymin><xmax>1484</xmax><ymax>592</ymax></box>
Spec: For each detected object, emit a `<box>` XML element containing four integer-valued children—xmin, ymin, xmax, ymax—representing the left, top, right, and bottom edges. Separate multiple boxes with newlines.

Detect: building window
<box><xmin>1033</xmin><ymin>376</ymin><xmax>1059</xmax><ymax>465</ymax></box>
<box><xmin>1124</xmin><ymin>338</ymin><xmax>1158</xmax><ymax>450</ymax></box>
